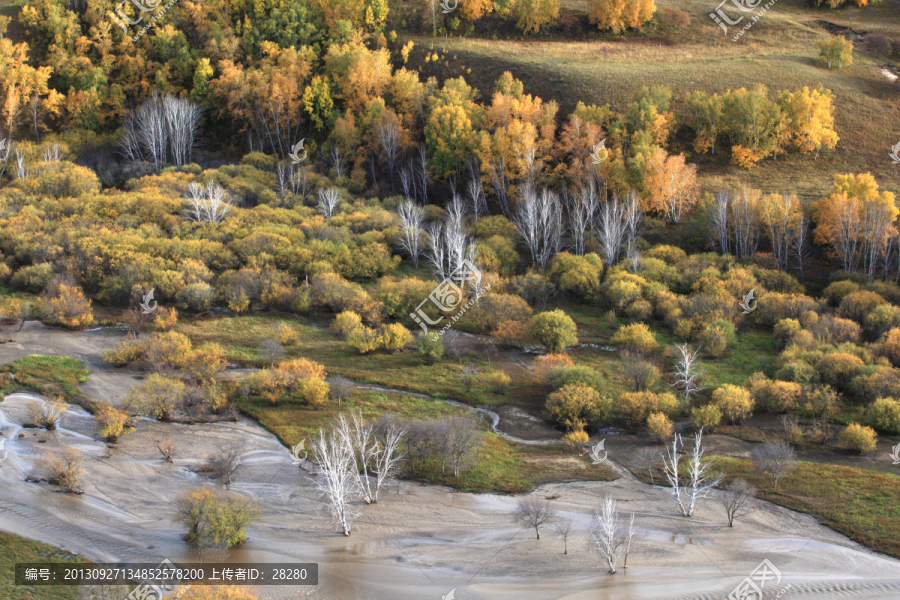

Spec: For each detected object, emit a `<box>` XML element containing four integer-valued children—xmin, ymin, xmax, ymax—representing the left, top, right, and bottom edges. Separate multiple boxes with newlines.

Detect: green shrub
<box><xmin>547</xmin><ymin>365</ymin><xmax>603</xmax><ymax>391</ymax></box>
<box><xmin>527</xmin><ymin>309</ymin><xmax>578</xmax><ymax>352</ymax></box>
<box><xmin>867</xmin><ymin>397</ymin><xmax>900</xmax><ymax>435</ymax></box>
<box><xmin>837</xmin><ymin>423</ymin><xmax>877</xmax><ymax>454</ymax></box>
<box><xmin>174</xmin><ymin>488</ymin><xmax>260</xmax><ymax>548</ymax></box>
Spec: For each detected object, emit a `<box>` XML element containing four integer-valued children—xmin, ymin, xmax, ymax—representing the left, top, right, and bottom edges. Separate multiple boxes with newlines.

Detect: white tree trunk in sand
<box><xmin>591</xmin><ymin>495</ymin><xmax>635</xmax><ymax>574</ymax></box>
<box><xmin>311</xmin><ymin>428</ymin><xmax>360</xmax><ymax>536</ymax></box>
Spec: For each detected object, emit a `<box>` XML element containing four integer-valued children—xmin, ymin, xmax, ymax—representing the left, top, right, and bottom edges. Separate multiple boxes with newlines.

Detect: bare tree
<box><xmin>399</xmin><ymin>164</ymin><xmax>414</xmax><ymax>199</ymax></box>
<box><xmin>790</xmin><ymin>213</ymin><xmax>815</xmax><ymax>283</ymax></box>
<box><xmin>426</xmin><ymin>218</ymin><xmax>477</xmax><ymax>283</ymax></box>
<box><xmin>446</xmin><ymin>193</ymin><xmax>468</xmax><ymax>227</ymax></box>
<box><xmin>623</xmin><ymin>353</ymin><xmax>658</xmax><ymax>392</ymax></box>
<box><xmin>670</xmin><ymin>343</ymin><xmax>703</xmax><ymax>408</ymax></box>
<box><xmin>202</xmin><ymin>443</ymin><xmax>246</xmax><ymax>488</ymax></box>
<box><xmin>709</xmin><ymin>191</ymin><xmax>731</xmax><ymax>256</ymax></box>
<box><xmin>258</xmin><ymin>339</ymin><xmax>286</xmax><ymax>365</ymax></box>
<box><xmin>622</xmin><ymin>191</ymin><xmax>644</xmax><ymax>261</ymax></box>
<box><xmin>417</xmin><ymin>144</ymin><xmax>432</xmax><ymax>204</ymax></box>
<box><xmin>336</xmin><ymin>411</ymin><xmax>381</xmax><ymax>505</ymax></box>
<box><xmin>163</xmin><ymin>94</ymin><xmax>203</xmax><ymax>167</ymax></box>
<box><xmin>597</xmin><ymin>196</ymin><xmax>628</xmax><ymax>266</ymax></box>
<box><xmin>396</xmin><ymin>200</ymin><xmax>425</xmax><ymax>268</ymax></box>
<box><xmin>185</xmin><ymin>180</ymin><xmax>232</xmax><ymax>223</ymax></box>
<box><xmin>374</xmin><ymin>116</ymin><xmax>401</xmax><ymax>193</ymax></box>
<box><xmin>731</xmin><ymin>188</ymin><xmax>760</xmax><ymax>260</ymax></box>
<box><xmin>329</xmin><ymin>376</ymin><xmax>355</xmax><ymax>407</ymax></box>
<box><xmin>14</xmin><ymin>148</ymin><xmax>27</xmax><ymax>179</ymax></box>
<box><xmin>466</xmin><ymin>158</ymin><xmax>487</xmax><ymax>220</ymax></box>
<box><xmin>311</xmin><ymin>426</ymin><xmax>361</xmax><ymax>535</ymax></box>
<box><xmin>591</xmin><ymin>495</ymin><xmax>635</xmax><ymax>574</ymax></box>
<box><xmin>442</xmin><ymin>330</ymin><xmax>470</xmax><ymax>364</ymax></box>
<box><xmin>719</xmin><ymin>479</ymin><xmax>756</xmax><ymax>526</ymax></box>
<box><xmin>425</xmin><ymin>222</ymin><xmax>448</xmax><ymax>281</ymax></box>
<box><xmin>565</xmin><ymin>185</ymin><xmax>597</xmax><ymax>256</ymax></box>
<box><xmin>487</xmin><ymin>156</ymin><xmax>511</xmax><ymax>216</ymax></box>
<box><xmin>553</xmin><ymin>517</ymin><xmax>574</xmax><ymax>554</ymax></box>
<box><xmin>632</xmin><ymin>445</ymin><xmax>661</xmax><ymax>484</ymax></box>
<box><xmin>445</xmin><ymin>415</ymin><xmax>483</xmax><ymax>477</ymax></box>
<box><xmin>515</xmin><ymin>186</ymin><xmax>562</xmax><ymax>270</ymax></box>
<box><xmin>751</xmin><ymin>440</ymin><xmax>797</xmax><ymax>490</ymax></box>
<box><xmin>371</xmin><ymin>416</ymin><xmax>406</xmax><ymax>502</ymax></box>
<box><xmin>663</xmin><ymin>430</ymin><xmax>722</xmax><ymax>517</ymax></box>
<box><xmin>317</xmin><ymin>188</ymin><xmax>341</xmax><ymax>219</ymax></box>
<box><xmin>513</xmin><ymin>497</ymin><xmax>557</xmax><ymax>539</ymax></box>
<box><xmin>760</xmin><ymin>193</ymin><xmax>798</xmax><ymax>271</ymax></box>
<box><xmin>329</xmin><ymin>146</ymin><xmax>347</xmax><ymax>179</ymax></box>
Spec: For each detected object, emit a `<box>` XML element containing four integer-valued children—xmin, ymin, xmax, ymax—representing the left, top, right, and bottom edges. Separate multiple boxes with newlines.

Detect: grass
<box><xmin>0</xmin><ymin>355</ymin><xmax>90</xmax><ymax>400</ymax></box>
<box><xmin>0</xmin><ymin>531</ymin><xmax>93</xmax><ymax>600</ymax></box>
<box><xmin>177</xmin><ymin>315</ymin><xmax>512</xmax><ymax>406</ymax></box>
<box><xmin>712</xmin><ymin>457</ymin><xmax>900</xmax><ymax>559</ymax></box>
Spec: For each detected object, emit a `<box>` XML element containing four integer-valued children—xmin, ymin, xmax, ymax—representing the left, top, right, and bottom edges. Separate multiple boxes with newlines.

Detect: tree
<box><xmin>662</xmin><ymin>430</ymin><xmax>723</xmax><ymax>517</ymax></box>
<box><xmin>751</xmin><ymin>440</ymin><xmax>797</xmax><ymax>489</ymax></box>
<box><xmin>37</xmin><ymin>284</ymin><xmax>93</xmax><ymax>329</ymax></box>
<box><xmin>258</xmin><ymin>339</ymin><xmax>286</xmax><ymax>365</ymax></box>
<box><xmin>642</xmin><ymin>148</ymin><xmax>698</xmax><ymax>224</ymax></box>
<box><xmin>513</xmin><ymin>496</ymin><xmax>557</xmax><ymax>539</ymax></box>
<box><xmin>553</xmin><ymin>517</ymin><xmax>574</xmax><ymax>554</ymax></box>
<box><xmin>719</xmin><ymin>479</ymin><xmax>756</xmax><ymax>527</ymax></box>
<box><xmin>546</xmin><ymin>383</ymin><xmax>601</xmax><ymax>431</ymax></box>
<box><xmin>591</xmin><ymin>495</ymin><xmax>636</xmax><ymax>574</ymax></box>
<box><xmin>123</xmin><ymin>374</ymin><xmax>185</xmax><ymax>420</ymax></box>
<box><xmin>174</xmin><ymin>488</ymin><xmax>260</xmax><ymax>548</ymax></box>
<box><xmin>202</xmin><ymin>443</ymin><xmax>246</xmax><ymax>488</ymax></box>
<box><xmin>158</xmin><ymin>439</ymin><xmax>177</xmax><ymax>462</ymax></box>
<box><xmin>670</xmin><ymin>343</ymin><xmax>703</xmax><ymax>406</ymax></box>
<box><xmin>445</xmin><ymin>414</ymin><xmax>483</xmax><ymax>477</ymax></box>
<box><xmin>311</xmin><ymin>425</ymin><xmax>361</xmax><ymax>535</ymax></box>
<box><xmin>396</xmin><ymin>200</ymin><xmax>425</xmax><ymax>268</ymax></box>
<box><xmin>184</xmin><ymin>181</ymin><xmax>232</xmax><ymax>223</ymax></box>
<box><xmin>691</xmin><ymin>404</ymin><xmax>722</xmax><ymax>431</ymax></box>
<box><xmin>838</xmin><ymin>422</ymin><xmax>877</xmax><ymax>453</ymax></box>
<box><xmin>588</xmin><ymin>0</ymin><xmax>656</xmax><ymax>33</ymax></box>
<box><xmin>317</xmin><ymin>188</ymin><xmax>341</xmax><ymax>219</ymax></box>
<box><xmin>348</xmin><ymin>325</ymin><xmax>381</xmax><ymax>355</ymax></box>
<box><xmin>512</xmin><ymin>0</ymin><xmax>560</xmax><ymax>34</ymax></box>
<box><xmin>417</xmin><ymin>333</ymin><xmax>445</xmax><ymax>364</ymax></box>
<box><xmin>515</xmin><ymin>187</ymin><xmax>563</xmax><ymax>270</ymax></box>
<box><xmin>528</xmin><ymin>309</ymin><xmax>578</xmax><ymax>352</ymax></box>
<box><xmin>819</xmin><ymin>37</ymin><xmax>853</xmax><ymax>69</ymax></box>
<box><xmin>334</xmin><ymin>410</ymin><xmax>404</xmax><ymax>505</ymax></box>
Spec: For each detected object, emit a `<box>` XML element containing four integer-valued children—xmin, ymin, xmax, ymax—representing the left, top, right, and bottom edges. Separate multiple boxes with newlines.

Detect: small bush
<box><xmin>416</xmin><ymin>334</ymin><xmax>444</xmax><ymax>364</ymax></box>
<box><xmin>618</xmin><ymin>391</ymin><xmax>679</xmax><ymax>426</ymax></box>
<box><xmin>867</xmin><ymin>397</ymin><xmax>900</xmax><ymax>435</ymax></box>
<box><xmin>333</xmin><ymin>311</ymin><xmax>362</xmax><ymax>336</ymax></box>
<box><xmin>123</xmin><ymin>374</ymin><xmax>186</xmax><ymax>420</ymax></box>
<box><xmin>27</xmin><ymin>396</ymin><xmax>68</xmax><ymax>430</ymax></box>
<box><xmin>562</xmin><ymin>428</ymin><xmax>589</xmax><ymax>446</ymax></box>
<box><xmin>691</xmin><ymin>404</ymin><xmax>722</xmax><ymax>430</ymax></box>
<box><xmin>484</xmin><ymin>371</ymin><xmax>511</xmax><ymax>394</ymax></box>
<box><xmin>647</xmin><ymin>412</ymin><xmax>674</xmax><ymax>443</ymax></box>
<box><xmin>547</xmin><ymin>365</ymin><xmax>603</xmax><ymax>391</ymax></box>
<box><xmin>611</xmin><ymin>322</ymin><xmax>658</xmax><ymax>355</ymax></box>
<box><xmin>96</xmin><ymin>403</ymin><xmax>131</xmax><ymax>441</ymax></box>
<box><xmin>36</xmin><ymin>448</ymin><xmax>84</xmax><ymax>493</ymax></box>
<box><xmin>174</xmin><ymin>488</ymin><xmax>260</xmax><ymax>548</ymax></box>
<box><xmin>837</xmin><ymin>423</ymin><xmax>877</xmax><ymax>454</ymax></box>
<box><xmin>713</xmin><ymin>384</ymin><xmax>753</xmax><ymax>424</ymax></box>
<box><xmin>773</xmin><ymin>319</ymin><xmax>802</xmax><ymax>350</ymax></box>
<box><xmin>817</xmin><ymin>353</ymin><xmax>864</xmax><ymax>390</ymax></box>
<box><xmin>546</xmin><ymin>384</ymin><xmax>602</xmax><ymax>431</ymax></box>
<box><xmin>527</xmin><ymin>309</ymin><xmax>578</xmax><ymax>352</ymax></box>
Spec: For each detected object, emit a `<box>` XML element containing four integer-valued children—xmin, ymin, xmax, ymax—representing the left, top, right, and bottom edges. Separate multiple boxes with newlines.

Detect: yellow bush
<box><xmin>532</xmin><ymin>353</ymin><xmax>575</xmax><ymax>384</ymax></box>
<box><xmin>647</xmin><ymin>412</ymin><xmax>673</xmax><ymax>442</ymax></box>
<box><xmin>562</xmin><ymin>428</ymin><xmax>589</xmax><ymax>447</ymax></box>
<box><xmin>618</xmin><ymin>391</ymin><xmax>678</xmax><ymax>426</ymax></box>
<box><xmin>838</xmin><ymin>422</ymin><xmax>877</xmax><ymax>453</ymax></box>
<box><xmin>546</xmin><ymin>384</ymin><xmax>600</xmax><ymax>431</ymax></box>
<box><xmin>713</xmin><ymin>384</ymin><xmax>754</xmax><ymax>424</ymax></box>
<box><xmin>611</xmin><ymin>323</ymin><xmax>658</xmax><ymax>355</ymax></box>
<box><xmin>484</xmin><ymin>371</ymin><xmax>512</xmax><ymax>394</ymax></box>
<box><xmin>691</xmin><ymin>404</ymin><xmax>722</xmax><ymax>430</ymax></box>
<box><xmin>38</xmin><ymin>284</ymin><xmax>93</xmax><ymax>329</ymax></box>
<box><xmin>273</xmin><ymin>322</ymin><xmax>299</xmax><ymax>345</ymax></box>
<box><xmin>333</xmin><ymin>311</ymin><xmax>362</xmax><ymax>336</ymax></box>
<box><xmin>96</xmin><ymin>403</ymin><xmax>131</xmax><ymax>441</ymax></box>
<box><xmin>348</xmin><ymin>325</ymin><xmax>381</xmax><ymax>354</ymax></box>
<box><xmin>380</xmin><ymin>323</ymin><xmax>412</xmax><ymax>351</ymax></box>
<box><xmin>188</xmin><ymin>344</ymin><xmax>226</xmax><ymax>381</ymax></box>
<box><xmin>151</xmin><ymin>306</ymin><xmax>178</xmax><ymax>331</ymax></box>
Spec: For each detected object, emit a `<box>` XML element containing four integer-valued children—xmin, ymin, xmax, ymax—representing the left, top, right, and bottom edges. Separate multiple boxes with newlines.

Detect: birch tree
<box><xmin>311</xmin><ymin>427</ymin><xmax>360</xmax><ymax>536</ymax></box>
<box><xmin>396</xmin><ymin>200</ymin><xmax>425</xmax><ymax>268</ymax></box>
<box><xmin>731</xmin><ymin>187</ymin><xmax>761</xmax><ymax>260</ymax></box>
<box><xmin>466</xmin><ymin>158</ymin><xmax>487</xmax><ymax>220</ymax></box>
<box><xmin>515</xmin><ymin>186</ymin><xmax>562</xmax><ymax>270</ymax></box>
<box><xmin>417</xmin><ymin>143</ymin><xmax>432</xmax><ymax>204</ymax></box>
<box><xmin>597</xmin><ymin>196</ymin><xmax>628</xmax><ymax>266</ymax></box>
<box><xmin>662</xmin><ymin>430</ymin><xmax>722</xmax><ymax>517</ymax></box>
<box><xmin>670</xmin><ymin>343</ymin><xmax>703</xmax><ymax>407</ymax></box>
<box><xmin>565</xmin><ymin>185</ymin><xmax>597</xmax><ymax>256</ymax></box>
<box><xmin>591</xmin><ymin>495</ymin><xmax>636</xmax><ymax>574</ymax></box>
<box><xmin>374</xmin><ymin>114</ymin><xmax>401</xmax><ymax>193</ymax></box>
<box><xmin>317</xmin><ymin>188</ymin><xmax>341</xmax><ymax>219</ymax></box>
<box><xmin>184</xmin><ymin>181</ymin><xmax>232</xmax><ymax>223</ymax></box>
<box><xmin>760</xmin><ymin>192</ymin><xmax>801</xmax><ymax>271</ymax></box>
<box><xmin>709</xmin><ymin>192</ymin><xmax>731</xmax><ymax>256</ymax></box>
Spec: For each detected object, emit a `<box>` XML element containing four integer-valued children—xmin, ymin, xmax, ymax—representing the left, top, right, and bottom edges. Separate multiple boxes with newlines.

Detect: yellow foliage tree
<box><xmin>588</xmin><ymin>0</ymin><xmax>656</xmax><ymax>33</ymax></box>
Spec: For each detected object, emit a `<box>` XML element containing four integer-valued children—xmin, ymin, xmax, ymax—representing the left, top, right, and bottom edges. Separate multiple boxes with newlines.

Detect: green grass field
<box><xmin>0</xmin><ymin>531</ymin><xmax>92</xmax><ymax>600</ymax></box>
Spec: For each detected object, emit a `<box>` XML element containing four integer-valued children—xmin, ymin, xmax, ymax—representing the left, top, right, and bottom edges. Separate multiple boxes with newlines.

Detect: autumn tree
<box><xmin>642</xmin><ymin>148</ymin><xmax>699</xmax><ymax>223</ymax></box>
<box><xmin>545</xmin><ymin>383</ymin><xmax>601</xmax><ymax>431</ymax></box>
<box><xmin>512</xmin><ymin>0</ymin><xmax>560</xmax><ymax>34</ymax></box>
<box><xmin>588</xmin><ymin>0</ymin><xmax>656</xmax><ymax>33</ymax></box>
<box><xmin>528</xmin><ymin>309</ymin><xmax>578</xmax><ymax>352</ymax></box>
<box><xmin>0</xmin><ymin>39</ymin><xmax>53</xmax><ymax>139</ymax></box>
<box><xmin>819</xmin><ymin>37</ymin><xmax>853</xmax><ymax>69</ymax></box>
